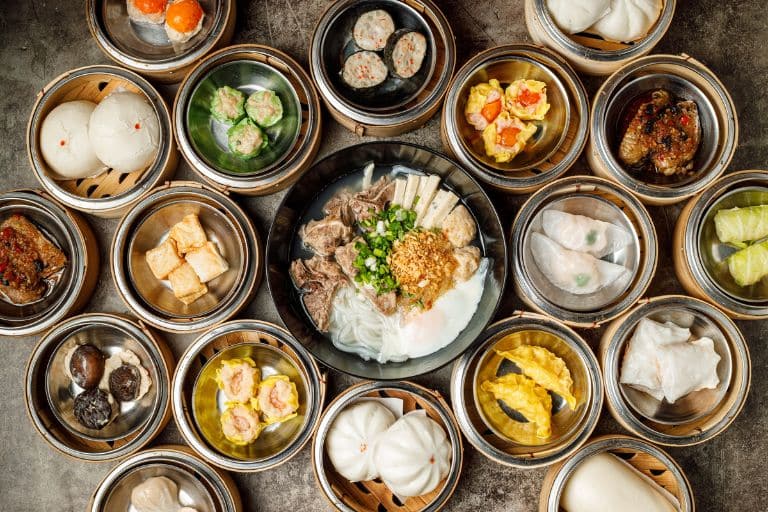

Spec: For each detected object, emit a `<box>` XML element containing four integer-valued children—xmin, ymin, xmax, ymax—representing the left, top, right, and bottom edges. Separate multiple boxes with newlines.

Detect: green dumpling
<box><xmin>727</xmin><ymin>240</ymin><xmax>768</xmax><ymax>287</ymax></box>
<box><xmin>227</xmin><ymin>118</ymin><xmax>268</xmax><ymax>159</ymax></box>
<box><xmin>211</xmin><ymin>86</ymin><xmax>246</xmax><ymax>123</ymax></box>
<box><xmin>245</xmin><ymin>89</ymin><xmax>283</xmax><ymax>127</ymax></box>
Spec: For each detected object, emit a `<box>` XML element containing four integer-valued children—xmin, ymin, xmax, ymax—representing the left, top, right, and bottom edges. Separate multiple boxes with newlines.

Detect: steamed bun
<box><xmin>590</xmin><ymin>0</ymin><xmax>663</xmax><ymax>42</ymax></box>
<box><xmin>88</xmin><ymin>91</ymin><xmax>160</xmax><ymax>173</ymax></box>
<box><xmin>546</xmin><ymin>0</ymin><xmax>611</xmax><ymax>34</ymax></box>
<box><xmin>39</xmin><ymin>100</ymin><xmax>105</xmax><ymax>180</ymax></box>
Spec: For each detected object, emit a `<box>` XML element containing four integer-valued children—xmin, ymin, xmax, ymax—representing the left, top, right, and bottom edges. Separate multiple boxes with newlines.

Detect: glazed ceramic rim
<box><xmin>543</xmin><ymin>435</ymin><xmax>695</xmax><ymax>512</ymax></box>
<box><xmin>685</xmin><ymin>170</ymin><xmax>768</xmax><ymax>317</ymax></box>
<box><xmin>27</xmin><ymin>65</ymin><xmax>175</xmax><ymax>214</ymax></box>
<box><xmin>451</xmin><ymin>314</ymin><xmax>603</xmax><ymax>469</ymax></box>
<box><xmin>89</xmin><ymin>445</ymin><xmax>240</xmax><ymax>512</ymax></box>
<box><xmin>172</xmin><ymin>320</ymin><xmax>325</xmax><ymax>472</ymax></box>
<box><xmin>309</xmin><ymin>0</ymin><xmax>456</xmax><ymax>126</ymax></box>
<box><xmin>510</xmin><ymin>176</ymin><xmax>658</xmax><ymax>326</ymax></box>
<box><xmin>532</xmin><ymin>0</ymin><xmax>677</xmax><ymax>63</ymax></box>
<box><xmin>0</xmin><ymin>190</ymin><xmax>90</xmax><ymax>337</ymax></box>
<box><xmin>602</xmin><ymin>295</ymin><xmax>751</xmax><ymax>446</ymax></box>
<box><xmin>174</xmin><ymin>45</ymin><xmax>320</xmax><ymax>191</ymax></box>
<box><xmin>312</xmin><ymin>380</ymin><xmax>463</xmax><ymax>512</ymax></box>
<box><xmin>590</xmin><ymin>54</ymin><xmax>738</xmax><ymax>201</ymax></box>
<box><xmin>443</xmin><ymin>44</ymin><xmax>589</xmax><ymax>191</ymax></box>
<box><xmin>111</xmin><ymin>182</ymin><xmax>260</xmax><ymax>333</ymax></box>
<box><xmin>25</xmin><ymin>314</ymin><xmax>171</xmax><ymax>462</ymax></box>
<box><xmin>85</xmin><ymin>0</ymin><xmax>233</xmax><ymax>73</ymax></box>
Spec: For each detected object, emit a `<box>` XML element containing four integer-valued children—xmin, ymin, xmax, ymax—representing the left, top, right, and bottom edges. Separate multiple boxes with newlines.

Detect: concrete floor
<box><xmin>1</xmin><ymin>0</ymin><xmax>767</xmax><ymax>510</ymax></box>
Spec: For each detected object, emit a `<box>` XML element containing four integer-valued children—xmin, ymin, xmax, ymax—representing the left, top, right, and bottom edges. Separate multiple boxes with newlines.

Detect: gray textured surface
<box><xmin>0</xmin><ymin>0</ymin><xmax>766</xmax><ymax>511</ymax></box>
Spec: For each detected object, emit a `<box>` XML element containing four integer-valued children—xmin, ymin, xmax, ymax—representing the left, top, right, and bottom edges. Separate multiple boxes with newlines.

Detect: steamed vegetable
<box><xmin>714</xmin><ymin>205</ymin><xmax>768</xmax><ymax>244</ymax></box>
<box><xmin>727</xmin><ymin>240</ymin><xmax>768</xmax><ymax>286</ymax></box>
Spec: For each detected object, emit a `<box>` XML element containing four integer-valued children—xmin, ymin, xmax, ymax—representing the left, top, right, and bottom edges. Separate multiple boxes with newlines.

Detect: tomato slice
<box><xmin>499</xmin><ymin>127</ymin><xmax>521</xmax><ymax>146</ymax></box>
<box><xmin>481</xmin><ymin>99</ymin><xmax>502</xmax><ymax>122</ymax></box>
<box><xmin>518</xmin><ymin>88</ymin><xmax>541</xmax><ymax>107</ymax></box>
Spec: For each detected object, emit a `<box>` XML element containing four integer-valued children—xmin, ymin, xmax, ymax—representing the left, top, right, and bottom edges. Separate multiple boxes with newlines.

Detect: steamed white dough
<box><xmin>541</xmin><ymin>210</ymin><xmax>633</xmax><ymax>258</ymax></box>
<box><xmin>88</xmin><ymin>91</ymin><xmax>160</xmax><ymax>173</ymax></box>
<box><xmin>546</xmin><ymin>0</ymin><xmax>612</xmax><ymax>34</ymax></box>
<box><xmin>39</xmin><ymin>100</ymin><xmax>105</xmax><ymax>180</ymax></box>
<box><xmin>590</xmin><ymin>0</ymin><xmax>663</xmax><ymax>42</ymax></box>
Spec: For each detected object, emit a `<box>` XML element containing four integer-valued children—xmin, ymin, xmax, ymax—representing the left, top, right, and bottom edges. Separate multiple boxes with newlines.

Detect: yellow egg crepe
<box><xmin>481</xmin><ymin>373</ymin><xmax>552</xmax><ymax>439</ymax></box>
<box><xmin>497</xmin><ymin>346</ymin><xmax>577</xmax><ymax>409</ymax></box>
<box><xmin>505</xmin><ymin>79</ymin><xmax>551</xmax><ymax>120</ymax></box>
<box><xmin>481</xmin><ymin>112</ymin><xmax>537</xmax><ymax>163</ymax></box>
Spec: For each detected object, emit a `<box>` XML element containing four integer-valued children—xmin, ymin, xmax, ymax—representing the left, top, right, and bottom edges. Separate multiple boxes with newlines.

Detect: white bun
<box><xmin>40</xmin><ymin>100</ymin><xmax>106</xmax><ymax>180</ymax></box>
<box><xmin>88</xmin><ymin>91</ymin><xmax>160</xmax><ymax>173</ymax></box>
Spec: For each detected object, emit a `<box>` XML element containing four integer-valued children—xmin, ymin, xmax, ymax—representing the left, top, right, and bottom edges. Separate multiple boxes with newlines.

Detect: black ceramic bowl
<box><xmin>267</xmin><ymin>142</ymin><xmax>506</xmax><ymax>380</ymax></box>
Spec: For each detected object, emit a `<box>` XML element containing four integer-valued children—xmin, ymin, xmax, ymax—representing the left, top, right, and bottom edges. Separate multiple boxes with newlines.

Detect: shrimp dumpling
<box><xmin>220</xmin><ymin>403</ymin><xmax>263</xmax><ymax>445</ymax></box>
<box><xmin>530</xmin><ymin>233</ymin><xmax>630</xmax><ymax>295</ymax></box>
<box><xmin>541</xmin><ymin>210</ymin><xmax>633</xmax><ymax>258</ymax></box>
<box><xmin>216</xmin><ymin>358</ymin><xmax>260</xmax><ymax>403</ymax></box>
<box><xmin>130</xmin><ymin>476</ymin><xmax>180</xmax><ymax>512</ymax></box>
<box><xmin>255</xmin><ymin>375</ymin><xmax>299</xmax><ymax>424</ymax></box>
<box><xmin>465</xmin><ymin>79</ymin><xmax>505</xmax><ymax>131</ymax></box>
<box><xmin>546</xmin><ymin>0</ymin><xmax>611</xmax><ymax>34</ymax></box>
<box><xmin>590</xmin><ymin>0</ymin><xmax>663</xmax><ymax>42</ymax></box>
<box><xmin>482</xmin><ymin>112</ymin><xmax>537</xmax><ymax>163</ymax></box>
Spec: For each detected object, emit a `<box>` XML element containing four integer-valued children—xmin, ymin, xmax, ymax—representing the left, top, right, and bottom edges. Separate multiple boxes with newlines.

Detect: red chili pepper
<box><xmin>680</xmin><ymin>115</ymin><xmax>690</xmax><ymax>126</ymax></box>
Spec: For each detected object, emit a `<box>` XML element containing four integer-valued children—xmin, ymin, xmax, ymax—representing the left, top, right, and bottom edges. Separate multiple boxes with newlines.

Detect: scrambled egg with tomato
<box><xmin>464</xmin><ymin>78</ymin><xmax>551</xmax><ymax>163</ymax></box>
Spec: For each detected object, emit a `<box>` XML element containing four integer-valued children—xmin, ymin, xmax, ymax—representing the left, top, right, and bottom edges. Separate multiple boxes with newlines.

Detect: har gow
<box><xmin>590</xmin><ymin>0</ymin><xmax>663</xmax><ymax>42</ymax></box>
<box><xmin>530</xmin><ymin>233</ymin><xmax>630</xmax><ymax>295</ymax></box>
<box><xmin>546</xmin><ymin>0</ymin><xmax>611</xmax><ymax>34</ymax></box>
<box><xmin>541</xmin><ymin>210</ymin><xmax>633</xmax><ymax>258</ymax></box>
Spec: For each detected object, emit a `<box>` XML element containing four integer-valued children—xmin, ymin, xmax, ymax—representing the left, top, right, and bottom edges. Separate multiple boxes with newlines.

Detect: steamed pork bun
<box><xmin>39</xmin><ymin>100</ymin><xmax>105</xmax><ymax>180</ymax></box>
<box><xmin>88</xmin><ymin>91</ymin><xmax>160</xmax><ymax>173</ymax></box>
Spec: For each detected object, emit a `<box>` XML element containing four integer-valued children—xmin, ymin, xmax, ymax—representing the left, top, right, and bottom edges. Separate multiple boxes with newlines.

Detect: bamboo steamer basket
<box><xmin>174</xmin><ymin>44</ymin><xmax>322</xmax><ymax>196</ymax></box>
<box><xmin>310</xmin><ymin>0</ymin><xmax>456</xmax><ymax>137</ymax></box>
<box><xmin>440</xmin><ymin>44</ymin><xmax>589</xmax><ymax>194</ymax></box>
<box><xmin>587</xmin><ymin>54</ymin><xmax>738</xmax><ymax>206</ymax></box>
<box><xmin>600</xmin><ymin>295</ymin><xmax>750</xmax><ymax>447</ymax></box>
<box><xmin>88</xmin><ymin>445</ymin><xmax>242</xmax><ymax>511</ymax></box>
<box><xmin>0</xmin><ymin>190</ymin><xmax>99</xmax><ymax>337</ymax></box>
<box><xmin>524</xmin><ymin>0</ymin><xmax>676</xmax><ymax>76</ymax></box>
<box><xmin>674</xmin><ymin>170</ymin><xmax>768</xmax><ymax>319</ymax></box>
<box><xmin>111</xmin><ymin>181</ymin><xmax>261</xmax><ymax>333</ymax></box>
<box><xmin>312</xmin><ymin>380</ymin><xmax>463</xmax><ymax>512</ymax></box>
<box><xmin>510</xmin><ymin>176</ymin><xmax>658</xmax><ymax>328</ymax></box>
<box><xmin>86</xmin><ymin>0</ymin><xmax>236</xmax><ymax>83</ymax></box>
<box><xmin>25</xmin><ymin>314</ymin><xmax>174</xmax><ymax>462</ymax></box>
<box><xmin>539</xmin><ymin>435</ymin><xmax>695</xmax><ymax>511</ymax></box>
<box><xmin>27</xmin><ymin>65</ymin><xmax>178</xmax><ymax>218</ymax></box>
<box><xmin>172</xmin><ymin>320</ymin><xmax>326</xmax><ymax>472</ymax></box>
<box><xmin>450</xmin><ymin>313</ymin><xmax>602</xmax><ymax>469</ymax></box>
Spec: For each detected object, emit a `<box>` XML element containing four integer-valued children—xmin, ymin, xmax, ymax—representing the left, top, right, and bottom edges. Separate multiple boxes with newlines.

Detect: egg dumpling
<box><xmin>465</xmin><ymin>79</ymin><xmax>505</xmax><ymax>131</ymax></box>
<box><xmin>482</xmin><ymin>112</ymin><xmax>537</xmax><ymax>163</ymax></box>
<box><xmin>505</xmin><ymin>79</ymin><xmax>551</xmax><ymax>121</ymax></box>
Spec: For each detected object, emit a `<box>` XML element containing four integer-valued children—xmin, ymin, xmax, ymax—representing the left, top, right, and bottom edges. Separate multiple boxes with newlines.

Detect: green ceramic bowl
<box><xmin>186</xmin><ymin>60</ymin><xmax>301</xmax><ymax>176</ymax></box>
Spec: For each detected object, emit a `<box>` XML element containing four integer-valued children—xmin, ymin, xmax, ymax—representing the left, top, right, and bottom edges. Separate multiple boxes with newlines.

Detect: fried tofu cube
<box><xmin>169</xmin><ymin>214</ymin><xmax>207</xmax><ymax>254</ymax></box>
<box><xmin>145</xmin><ymin>238</ymin><xmax>184</xmax><ymax>279</ymax></box>
<box><xmin>168</xmin><ymin>262</ymin><xmax>207</xmax><ymax>304</ymax></box>
<box><xmin>185</xmin><ymin>241</ymin><xmax>229</xmax><ymax>283</ymax></box>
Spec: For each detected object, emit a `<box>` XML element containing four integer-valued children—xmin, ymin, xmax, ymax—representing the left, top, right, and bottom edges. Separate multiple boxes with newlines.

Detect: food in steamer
<box><xmin>164</xmin><ymin>0</ymin><xmax>205</xmax><ymax>43</ymax></box>
<box><xmin>713</xmin><ymin>204</ymin><xmax>768</xmax><ymax>287</ymax></box>
<box><xmin>547</xmin><ymin>0</ymin><xmax>663</xmax><ymax>43</ymax></box>
<box><xmin>130</xmin><ymin>475</ymin><xmax>199</xmax><ymax>512</ymax></box>
<box><xmin>38</xmin><ymin>101</ymin><xmax>105</xmax><ymax>180</ymax></box>
<box><xmin>126</xmin><ymin>0</ymin><xmax>167</xmax><ymax>24</ymax></box>
<box><xmin>290</xmin><ymin>164</ymin><xmax>488</xmax><ymax>364</ymax></box>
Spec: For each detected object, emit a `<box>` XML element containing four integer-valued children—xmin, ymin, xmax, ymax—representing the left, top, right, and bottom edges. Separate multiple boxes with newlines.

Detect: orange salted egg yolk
<box><xmin>166</xmin><ymin>0</ymin><xmax>203</xmax><ymax>32</ymax></box>
<box><xmin>134</xmin><ymin>0</ymin><xmax>167</xmax><ymax>14</ymax></box>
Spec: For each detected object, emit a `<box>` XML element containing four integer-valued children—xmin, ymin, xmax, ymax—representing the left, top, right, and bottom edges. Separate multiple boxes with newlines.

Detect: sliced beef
<box><xmin>300</xmin><ymin>216</ymin><xmax>353</xmax><ymax>257</ymax></box>
<box><xmin>323</xmin><ymin>191</ymin><xmax>354</xmax><ymax>225</ymax></box>
<box><xmin>290</xmin><ymin>255</ymin><xmax>347</xmax><ymax>332</ymax></box>
<box><xmin>348</xmin><ymin>177</ymin><xmax>395</xmax><ymax>223</ymax></box>
<box><xmin>364</xmin><ymin>288</ymin><xmax>397</xmax><ymax>315</ymax></box>
<box><xmin>334</xmin><ymin>237</ymin><xmax>362</xmax><ymax>279</ymax></box>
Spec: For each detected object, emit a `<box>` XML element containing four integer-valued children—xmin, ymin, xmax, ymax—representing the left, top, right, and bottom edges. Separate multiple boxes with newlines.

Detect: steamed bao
<box><xmin>547</xmin><ymin>0</ymin><xmax>663</xmax><ymax>43</ymax></box>
<box><xmin>39</xmin><ymin>90</ymin><xmax>160</xmax><ymax>180</ymax></box>
<box><xmin>325</xmin><ymin>399</ymin><xmax>451</xmax><ymax>498</ymax></box>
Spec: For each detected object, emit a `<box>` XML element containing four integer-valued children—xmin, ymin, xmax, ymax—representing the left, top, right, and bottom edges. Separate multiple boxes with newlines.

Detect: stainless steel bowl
<box><xmin>602</xmin><ymin>296</ymin><xmax>750</xmax><ymax>446</ymax></box>
<box><xmin>312</xmin><ymin>380</ymin><xmax>463</xmax><ymax>512</ymax></box>
<box><xmin>89</xmin><ymin>445</ymin><xmax>241</xmax><ymax>512</ymax></box>
<box><xmin>112</xmin><ymin>182</ymin><xmax>260</xmax><ymax>333</ymax></box>
<box><xmin>511</xmin><ymin>176</ymin><xmax>657</xmax><ymax>327</ymax></box>
<box><xmin>589</xmin><ymin>55</ymin><xmax>738</xmax><ymax>204</ymax></box>
<box><xmin>443</xmin><ymin>45</ymin><xmax>588</xmax><ymax>193</ymax></box>
<box><xmin>542</xmin><ymin>436</ymin><xmax>694</xmax><ymax>512</ymax></box>
<box><xmin>26</xmin><ymin>314</ymin><xmax>172</xmax><ymax>461</ymax></box>
<box><xmin>310</xmin><ymin>0</ymin><xmax>455</xmax><ymax>127</ymax></box>
<box><xmin>27</xmin><ymin>65</ymin><xmax>177</xmax><ymax>217</ymax></box>
<box><xmin>684</xmin><ymin>171</ymin><xmax>768</xmax><ymax>317</ymax></box>
<box><xmin>172</xmin><ymin>320</ymin><xmax>325</xmax><ymax>472</ymax></box>
<box><xmin>86</xmin><ymin>0</ymin><xmax>235</xmax><ymax>82</ymax></box>
<box><xmin>451</xmin><ymin>314</ymin><xmax>602</xmax><ymax>468</ymax></box>
<box><xmin>0</xmin><ymin>191</ymin><xmax>96</xmax><ymax>337</ymax></box>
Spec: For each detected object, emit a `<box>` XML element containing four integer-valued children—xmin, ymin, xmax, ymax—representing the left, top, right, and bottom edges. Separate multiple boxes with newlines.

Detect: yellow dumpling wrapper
<box><xmin>505</xmin><ymin>79</ymin><xmax>551</xmax><ymax>120</ymax></box>
<box><xmin>481</xmin><ymin>373</ymin><xmax>552</xmax><ymax>439</ymax></box>
<box><xmin>497</xmin><ymin>346</ymin><xmax>577</xmax><ymax>410</ymax></box>
<box><xmin>253</xmin><ymin>375</ymin><xmax>299</xmax><ymax>425</ymax></box>
<box><xmin>220</xmin><ymin>403</ymin><xmax>264</xmax><ymax>445</ymax></box>
<box><xmin>215</xmin><ymin>357</ymin><xmax>260</xmax><ymax>404</ymax></box>
<box><xmin>465</xmin><ymin>79</ymin><xmax>504</xmax><ymax>117</ymax></box>
<box><xmin>482</xmin><ymin>112</ymin><xmax>537</xmax><ymax>163</ymax></box>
